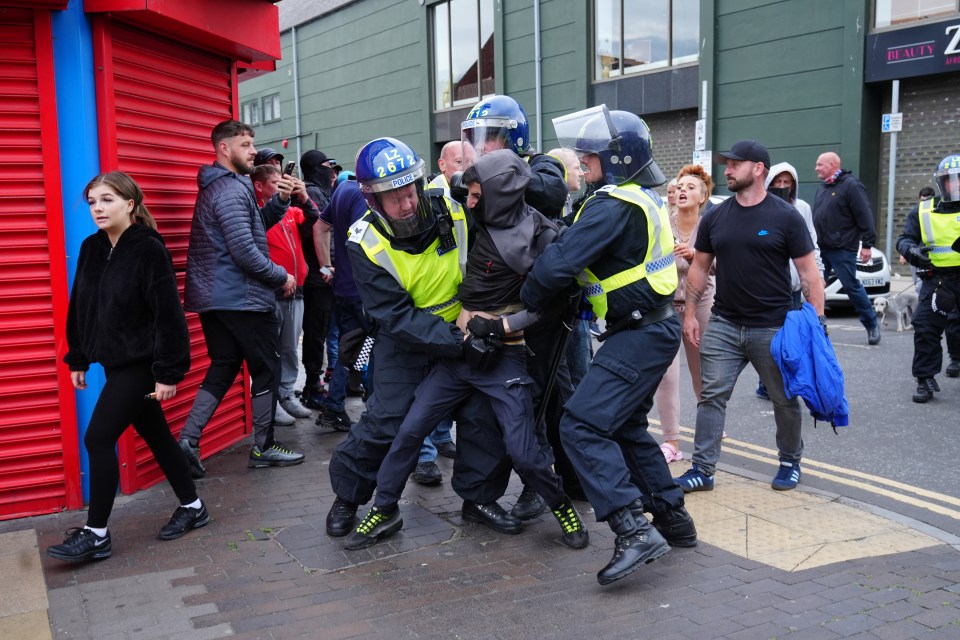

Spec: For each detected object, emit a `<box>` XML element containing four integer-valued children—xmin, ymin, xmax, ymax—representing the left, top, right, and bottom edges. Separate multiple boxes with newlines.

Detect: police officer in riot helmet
<box><xmin>460</xmin><ymin>94</ymin><xmax>587</xmax><ymax>515</ymax></box>
<box><xmin>325</xmin><ymin>137</ymin><xmax>515</xmax><ymax>538</ymax></box>
<box><xmin>897</xmin><ymin>154</ymin><xmax>960</xmax><ymax>403</ymax></box>
<box><xmin>522</xmin><ymin>106</ymin><xmax>697</xmax><ymax>586</ymax></box>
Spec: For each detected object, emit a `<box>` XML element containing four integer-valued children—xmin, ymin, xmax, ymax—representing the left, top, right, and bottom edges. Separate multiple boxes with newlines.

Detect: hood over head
<box><xmin>470</xmin><ymin>149</ymin><xmax>531</xmax><ymax>228</ymax></box>
<box><xmin>765</xmin><ymin>161</ymin><xmax>800</xmax><ymax>203</ymax></box>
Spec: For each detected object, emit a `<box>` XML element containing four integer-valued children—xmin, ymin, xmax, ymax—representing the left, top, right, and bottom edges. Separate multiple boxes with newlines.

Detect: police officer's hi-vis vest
<box><xmin>347</xmin><ymin>205</ymin><xmax>468</xmax><ymax>322</ymax></box>
<box><xmin>573</xmin><ymin>183</ymin><xmax>678</xmax><ymax>320</ymax></box>
<box><xmin>918</xmin><ymin>198</ymin><xmax>960</xmax><ymax>268</ymax></box>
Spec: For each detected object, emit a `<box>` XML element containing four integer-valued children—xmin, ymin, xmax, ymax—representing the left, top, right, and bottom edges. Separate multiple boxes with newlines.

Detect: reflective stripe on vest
<box><xmin>572</xmin><ymin>184</ymin><xmax>678</xmax><ymax>319</ymax></box>
<box><xmin>918</xmin><ymin>198</ymin><xmax>960</xmax><ymax>268</ymax></box>
<box><xmin>349</xmin><ymin>210</ymin><xmax>467</xmax><ymax>322</ymax></box>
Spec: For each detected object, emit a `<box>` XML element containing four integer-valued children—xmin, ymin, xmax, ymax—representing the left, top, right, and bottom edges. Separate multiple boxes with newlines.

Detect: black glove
<box><xmin>908</xmin><ymin>245</ymin><xmax>933</xmax><ymax>269</ymax></box>
<box><xmin>467</xmin><ymin>315</ymin><xmax>505</xmax><ymax>339</ymax></box>
<box><xmin>449</xmin><ymin>171</ymin><xmax>468</xmax><ymax>206</ymax></box>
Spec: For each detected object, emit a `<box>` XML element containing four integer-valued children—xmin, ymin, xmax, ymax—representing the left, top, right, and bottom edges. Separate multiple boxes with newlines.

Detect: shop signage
<box><xmin>866</xmin><ymin>19</ymin><xmax>960</xmax><ymax>82</ymax></box>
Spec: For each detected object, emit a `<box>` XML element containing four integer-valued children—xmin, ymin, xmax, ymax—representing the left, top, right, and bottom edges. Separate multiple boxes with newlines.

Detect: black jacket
<box><xmin>813</xmin><ymin>170</ymin><xmax>877</xmax><ymax>252</ymax></box>
<box><xmin>523</xmin><ymin>153</ymin><xmax>568</xmax><ymax>220</ymax></box>
<box><xmin>64</xmin><ymin>224</ymin><xmax>190</xmax><ymax>384</ymax></box>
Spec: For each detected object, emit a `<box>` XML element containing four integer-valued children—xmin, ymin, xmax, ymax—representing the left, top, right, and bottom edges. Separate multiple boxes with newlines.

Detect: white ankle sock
<box><xmin>84</xmin><ymin>525</ymin><xmax>108</xmax><ymax>537</ymax></box>
<box><xmin>182</xmin><ymin>499</ymin><xmax>202</xmax><ymax>510</ymax></box>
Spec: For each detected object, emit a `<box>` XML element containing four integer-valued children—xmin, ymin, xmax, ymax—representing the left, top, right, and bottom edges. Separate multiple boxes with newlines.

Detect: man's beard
<box><xmin>232</xmin><ymin>150</ymin><xmax>253</xmax><ymax>175</ymax></box>
<box><xmin>727</xmin><ymin>174</ymin><xmax>754</xmax><ymax>193</ymax></box>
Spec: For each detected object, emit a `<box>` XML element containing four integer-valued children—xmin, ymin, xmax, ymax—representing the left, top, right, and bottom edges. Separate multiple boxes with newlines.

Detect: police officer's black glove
<box><xmin>908</xmin><ymin>245</ymin><xmax>934</xmax><ymax>269</ymax></box>
<box><xmin>449</xmin><ymin>171</ymin><xmax>468</xmax><ymax>205</ymax></box>
<box><xmin>467</xmin><ymin>315</ymin><xmax>505</xmax><ymax>339</ymax></box>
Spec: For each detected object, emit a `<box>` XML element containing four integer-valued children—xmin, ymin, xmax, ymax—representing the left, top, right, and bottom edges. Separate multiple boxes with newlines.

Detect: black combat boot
<box><xmin>597</xmin><ymin>505</ymin><xmax>670</xmax><ymax>586</ymax></box>
<box><xmin>912</xmin><ymin>378</ymin><xmax>933</xmax><ymax>403</ymax></box>
<box><xmin>641</xmin><ymin>500</ymin><xmax>697</xmax><ymax>548</ymax></box>
<box><xmin>326</xmin><ymin>497</ymin><xmax>358</xmax><ymax>537</ymax></box>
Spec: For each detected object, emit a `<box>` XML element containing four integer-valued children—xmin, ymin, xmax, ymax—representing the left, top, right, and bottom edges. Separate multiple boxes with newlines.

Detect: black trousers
<box><xmin>181</xmin><ymin>309</ymin><xmax>280</xmax><ymax>448</ymax></box>
<box><xmin>374</xmin><ymin>346</ymin><xmax>564</xmax><ymax>508</ymax></box>
<box><xmin>912</xmin><ymin>276</ymin><xmax>960</xmax><ymax>378</ymax></box>
<box><xmin>328</xmin><ymin>333</ymin><xmax>512</xmax><ymax>506</ymax></box>
<box><xmin>85</xmin><ymin>363</ymin><xmax>197</xmax><ymax>528</ymax></box>
<box><xmin>301</xmin><ymin>284</ymin><xmax>334</xmax><ymax>379</ymax></box>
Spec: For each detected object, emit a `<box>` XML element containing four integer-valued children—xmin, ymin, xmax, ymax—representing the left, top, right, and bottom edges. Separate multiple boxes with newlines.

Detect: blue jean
<box><xmin>693</xmin><ymin>314</ymin><xmax>803</xmax><ymax>475</ymax></box>
<box><xmin>821</xmin><ymin>248</ymin><xmax>878</xmax><ymax>329</ymax></box>
<box><xmin>418</xmin><ymin>420</ymin><xmax>454</xmax><ymax>463</ymax></box>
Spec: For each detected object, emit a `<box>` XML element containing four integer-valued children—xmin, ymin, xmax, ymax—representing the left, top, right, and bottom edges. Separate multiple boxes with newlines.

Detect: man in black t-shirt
<box><xmin>675</xmin><ymin>140</ymin><xmax>824</xmax><ymax>494</ymax></box>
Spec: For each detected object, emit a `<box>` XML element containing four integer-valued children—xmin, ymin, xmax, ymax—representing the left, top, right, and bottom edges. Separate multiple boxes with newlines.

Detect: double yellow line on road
<box><xmin>650</xmin><ymin>421</ymin><xmax>960</xmax><ymax>521</ymax></box>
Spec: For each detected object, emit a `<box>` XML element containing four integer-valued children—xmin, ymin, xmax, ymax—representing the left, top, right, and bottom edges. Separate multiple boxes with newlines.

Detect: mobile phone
<box><xmin>283</xmin><ymin>161</ymin><xmax>297</xmax><ymax>177</ymax></box>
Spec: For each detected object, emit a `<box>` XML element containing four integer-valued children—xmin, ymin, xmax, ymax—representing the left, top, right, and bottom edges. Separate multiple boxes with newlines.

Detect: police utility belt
<box><xmin>597</xmin><ymin>303</ymin><xmax>675</xmax><ymax>342</ymax></box>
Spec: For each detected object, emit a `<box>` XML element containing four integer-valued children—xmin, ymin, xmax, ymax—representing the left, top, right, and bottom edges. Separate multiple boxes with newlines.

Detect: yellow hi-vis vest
<box><xmin>347</xmin><ymin>207</ymin><xmax>468</xmax><ymax>322</ymax></box>
<box><xmin>918</xmin><ymin>198</ymin><xmax>960</xmax><ymax>268</ymax></box>
<box><xmin>426</xmin><ymin>174</ymin><xmax>465</xmax><ymax>216</ymax></box>
<box><xmin>573</xmin><ymin>183</ymin><xmax>678</xmax><ymax>320</ymax></box>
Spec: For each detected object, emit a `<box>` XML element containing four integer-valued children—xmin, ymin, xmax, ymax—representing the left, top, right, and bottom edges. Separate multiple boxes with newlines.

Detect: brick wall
<box><xmin>644</xmin><ymin>109</ymin><xmax>698</xmax><ymax>197</ymax></box>
<box><xmin>878</xmin><ymin>74</ymin><xmax>960</xmax><ymax>258</ymax></box>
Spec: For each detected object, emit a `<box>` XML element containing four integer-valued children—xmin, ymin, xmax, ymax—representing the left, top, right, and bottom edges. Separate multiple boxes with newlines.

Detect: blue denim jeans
<box><xmin>821</xmin><ymin>248</ymin><xmax>878</xmax><ymax>330</ymax></box>
<box><xmin>417</xmin><ymin>420</ymin><xmax>453</xmax><ymax>463</ymax></box>
<box><xmin>692</xmin><ymin>314</ymin><xmax>804</xmax><ymax>476</ymax></box>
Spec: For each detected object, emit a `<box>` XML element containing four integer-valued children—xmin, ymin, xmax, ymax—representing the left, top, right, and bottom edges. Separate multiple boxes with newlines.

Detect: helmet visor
<box><xmin>552</xmin><ymin>105</ymin><xmax>614</xmax><ymax>158</ymax></box>
<box><xmin>370</xmin><ymin>181</ymin><xmax>435</xmax><ymax>239</ymax></box>
<box><xmin>936</xmin><ymin>168</ymin><xmax>960</xmax><ymax>202</ymax></box>
<box><xmin>462</xmin><ymin>117</ymin><xmax>515</xmax><ymax>158</ymax></box>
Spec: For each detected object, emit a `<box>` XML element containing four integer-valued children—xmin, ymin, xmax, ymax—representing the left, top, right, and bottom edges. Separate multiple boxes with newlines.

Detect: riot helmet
<box><xmin>354</xmin><ymin>137</ymin><xmax>433</xmax><ymax>239</ymax></box>
<box><xmin>553</xmin><ymin>105</ymin><xmax>666</xmax><ymax>187</ymax></box>
<box><xmin>935</xmin><ymin>154</ymin><xmax>960</xmax><ymax>203</ymax></box>
<box><xmin>461</xmin><ymin>95</ymin><xmax>530</xmax><ymax>158</ymax></box>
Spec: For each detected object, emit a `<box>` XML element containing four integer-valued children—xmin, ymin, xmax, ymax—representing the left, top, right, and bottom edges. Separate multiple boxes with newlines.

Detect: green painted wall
<box><xmin>703</xmin><ymin>0</ymin><xmax>878</xmax><ymax>206</ymax></box>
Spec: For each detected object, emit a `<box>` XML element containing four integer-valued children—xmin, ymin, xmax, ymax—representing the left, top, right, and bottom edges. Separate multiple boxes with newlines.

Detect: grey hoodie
<box><xmin>764</xmin><ymin>161</ymin><xmax>823</xmax><ymax>290</ymax></box>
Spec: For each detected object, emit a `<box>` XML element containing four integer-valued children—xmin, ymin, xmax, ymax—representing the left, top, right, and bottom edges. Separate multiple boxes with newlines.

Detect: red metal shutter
<box><xmin>0</xmin><ymin>7</ymin><xmax>82</xmax><ymax>519</ymax></box>
<box><xmin>93</xmin><ymin>20</ymin><xmax>250</xmax><ymax>493</ymax></box>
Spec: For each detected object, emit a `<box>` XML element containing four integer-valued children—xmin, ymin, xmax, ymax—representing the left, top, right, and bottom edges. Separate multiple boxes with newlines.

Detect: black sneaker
<box><xmin>301</xmin><ymin>388</ymin><xmax>326</xmax><ymax>409</ymax></box>
<box><xmin>343</xmin><ymin>506</ymin><xmax>403</xmax><ymax>550</ymax></box>
<box><xmin>435</xmin><ymin>440</ymin><xmax>457</xmax><ymax>458</ymax></box>
<box><xmin>411</xmin><ymin>461</ymin><xmax>442</xmax><ymax>485</ymax></box>
<box><xmin>248</xmin><ymin>441</ymin><xmax>305</xmax><ymax>468</ymax></box>
<box><xmin>946</xmin><ymin>359</ymin><xmax>960</xmax><ymax>378</ymax></box>
<box><xmin>552</xmin><ymin>501</ymin><xmax>589</xmax><ymax>549</ymax></box>
<box><xmin>179</xmin><ymin>439</ymin><xmax>206</xmax><ymax>479</ymax></box>
<box><xmin>158</xmin><ymin>501</ymin><xmax>210</xmax><ymax>540</ymax></box>
<box><xmin>47</xmin><ymin>527</ymin><xmax>112</xmax><ymax>563</ymax></box>
<box><xmin>326</xmin><ymin>497</ymin><xmax>358</xmax><ymax>537</ymax></box>
<box><xmin>317</xmin><ymin>408</ymin><xmax>352</xmax><ymax>432</ymax></box>
<box><xmin>511</xmin><ymin>484</ymin><xmax>546</xmax><ymax>520</ymax></box>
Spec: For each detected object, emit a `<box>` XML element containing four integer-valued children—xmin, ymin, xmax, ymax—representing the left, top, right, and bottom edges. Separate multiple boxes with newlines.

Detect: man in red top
<box><xmin>252</xmin><ymin>163</ymin><xmax>320</xmax><ymax>422</ymax></box>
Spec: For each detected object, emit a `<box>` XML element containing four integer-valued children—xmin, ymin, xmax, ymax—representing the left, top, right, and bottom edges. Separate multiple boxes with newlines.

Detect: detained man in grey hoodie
<box><xmin>343</xmin><ymin>150</ymin><xmax>589</xmax><ymax>551</ymax></box>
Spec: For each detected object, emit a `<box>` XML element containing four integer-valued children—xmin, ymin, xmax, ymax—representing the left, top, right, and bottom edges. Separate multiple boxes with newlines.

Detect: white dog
<box><xmin>873</xmin><ymin>291</ymin><xmax>918</xmax><ymax>332</ymax></box>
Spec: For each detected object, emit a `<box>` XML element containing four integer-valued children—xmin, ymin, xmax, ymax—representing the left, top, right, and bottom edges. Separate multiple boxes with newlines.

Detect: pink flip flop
<box><xmin>660</xmin><ymin>442</ymin><xmax>683</xmax><ymax>463</ymax></box>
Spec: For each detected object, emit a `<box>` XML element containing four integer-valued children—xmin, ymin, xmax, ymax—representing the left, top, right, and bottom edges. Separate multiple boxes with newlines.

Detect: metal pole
<box><xmin>885</xmin><ymin>80</ymin><xmax>899</xmax><ymax>265</ymax></box>
<box><xmin>533</xmin><ymin>0</ymin><xmax>542</xmax><ymax>151</ymax></box>
<box><xmin>291</xmin><ymin>26</ymin><xmax>303</xmax><ymax>161</ymax></box>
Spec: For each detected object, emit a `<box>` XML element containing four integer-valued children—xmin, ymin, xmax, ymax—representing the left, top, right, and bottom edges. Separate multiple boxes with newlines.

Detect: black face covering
<box><xmin>470</xmin><ymin>197</ymin><xmax>485</xmax><ymax>224</ymax></box>
<box><xmin>768</xmin><ymin>186</ymin><xmax>791</xmax><ymax>202</ymax></box>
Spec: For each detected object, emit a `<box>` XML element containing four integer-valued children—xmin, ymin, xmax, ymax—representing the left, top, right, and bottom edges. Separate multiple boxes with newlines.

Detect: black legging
<box><xmin>84</xmin><ymin>362</ymin><xmax>197</xmax><ymax>528</ymax></box>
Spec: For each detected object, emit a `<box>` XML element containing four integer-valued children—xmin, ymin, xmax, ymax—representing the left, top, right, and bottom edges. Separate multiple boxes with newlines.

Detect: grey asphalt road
<box><xmin>646</xmin><ymin>281</ymin><xmax>960</xmax><ymax>537</ymax></box>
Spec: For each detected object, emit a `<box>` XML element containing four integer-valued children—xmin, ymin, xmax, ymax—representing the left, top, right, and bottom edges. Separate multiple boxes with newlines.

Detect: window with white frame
<box><xmin>432</xmin><ymin>0</ymin><xmax>495</xmax><ymax>110</ymax></box>
<box><xmin>874</xmin><ymin>0</ymin><xmax>957</xmax><ymax>28</ymax></box>
<box><xmin>241</xmin><ymin>100</ymin><xmax>260</xmax><ymax>126</ymax></box>
<box><xmin>594</xmin><ymin>0</ymin><xmax>699</xmax><ymax>80</ymax></box>
<box><xmin>262</xmin><ymin>94</ymin><xmax>281</xmax><ymax>122</ymax></box>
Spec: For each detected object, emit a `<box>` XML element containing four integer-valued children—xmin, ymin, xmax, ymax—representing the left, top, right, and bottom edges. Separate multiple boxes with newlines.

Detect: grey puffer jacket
<box><xmin>184</xmin><ymin>162</ymin><xmax>289</xmax><ymax>313</ymax></box>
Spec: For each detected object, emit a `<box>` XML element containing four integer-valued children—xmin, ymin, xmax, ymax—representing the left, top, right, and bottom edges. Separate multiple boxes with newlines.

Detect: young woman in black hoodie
<box><xmin>48</xmin><ymin>172</ymin><xmax>208</xmax><ymax>563</ymax></box>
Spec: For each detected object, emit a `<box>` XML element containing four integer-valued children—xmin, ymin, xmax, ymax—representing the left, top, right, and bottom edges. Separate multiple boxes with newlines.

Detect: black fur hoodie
<box><xmin>64</xmin><ymin>224</ymin><xmax>190</xmax><ymax>384</ymax></box>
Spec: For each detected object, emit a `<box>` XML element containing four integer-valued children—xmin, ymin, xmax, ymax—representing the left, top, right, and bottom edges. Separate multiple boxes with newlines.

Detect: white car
<box><xmin>823</xmin><ymin>246</ymin><xmax>891</xmax><ymax>305</ymax></box>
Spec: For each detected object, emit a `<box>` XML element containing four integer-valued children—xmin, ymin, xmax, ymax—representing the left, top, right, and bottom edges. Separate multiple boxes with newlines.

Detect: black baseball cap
<box><xmin>714</xmin><ymin>140</ymin><xmax>771</xmax><ymax>169</ymax></box>
<box><xmin>254</xmin><ymin>147</ymin><xmax>284</xmax><ymax>166</ymax></box>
